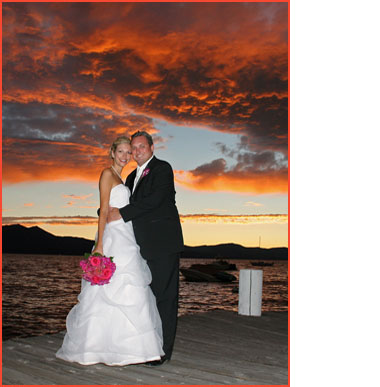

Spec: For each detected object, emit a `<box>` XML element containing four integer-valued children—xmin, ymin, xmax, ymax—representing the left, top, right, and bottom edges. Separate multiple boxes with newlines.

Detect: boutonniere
<box><xmin>142</xmin><ymin>168</ymin><xmax>150</xmax><ymax>178</ymax></box>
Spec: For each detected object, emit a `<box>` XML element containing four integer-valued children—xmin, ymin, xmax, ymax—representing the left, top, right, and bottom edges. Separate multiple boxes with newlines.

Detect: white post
<box><xmin>238</xmin><ymin>269</ymin><xmax>263</xmax><ymax>316</ymax></box>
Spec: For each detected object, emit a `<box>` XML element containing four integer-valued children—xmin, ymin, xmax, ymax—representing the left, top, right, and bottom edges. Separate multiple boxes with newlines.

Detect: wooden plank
<box><xmin>2</xmin><ymin>311</ymin><xmax>288</xmax><ymax>385</ymax></box>
<box><xmin>2</xmin><ymin>365</ymin><xmax>58</xmax><ymax>386</ymax></box>
<box><xmin>4</xmin><ymin>337</ymin><xmax>245</xmax><ymax>385</ymax></box>
<box><xmin>174</xmin><ymin>333</ymin><xmax>288</xmax><ymax>367</ymax></box>
<box><xmin>97</xmin><ymin>362</ymin><xmax>245</xmax><ymax>385</ymax></box>
<box><xmin>3</xmin><ymin>343</ymin><xmax>137</xmax><ymax>385</ymax></box>
<box><xmin>4</xmin><ymin>346</ymin><xmax>249</xmax><ymax>386</ymax></box>
<box><xmin>171</xmin><ymin>350</ymin><xmax>287</xmax><ymax>384</ymax></box>
<box><xmin>174</xmin><ymin>316</ymin><xmax>287</xmax><ymax>364</ymax></box>
<box><xmin>179</xmin><ymin>311</ymin><xmax>288</xmax><ymax>336</ymax></box>
<box><xmin>175</xmin><ymin>312</ymin><xmax>288</xmax><ymax>363</ymax></box>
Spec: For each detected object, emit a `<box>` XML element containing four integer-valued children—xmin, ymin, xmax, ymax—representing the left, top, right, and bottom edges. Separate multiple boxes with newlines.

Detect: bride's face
<box><xmin>113</xmin><ymin>143</ymin><xmax>132</xmax><ymax>168</ymax></box>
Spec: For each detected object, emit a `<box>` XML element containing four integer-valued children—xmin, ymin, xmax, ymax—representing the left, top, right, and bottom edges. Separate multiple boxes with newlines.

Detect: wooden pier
<box><xmin>2</xmin><ymin>310</ymin><xmax>288</xmax><ymax>385</ymax></box>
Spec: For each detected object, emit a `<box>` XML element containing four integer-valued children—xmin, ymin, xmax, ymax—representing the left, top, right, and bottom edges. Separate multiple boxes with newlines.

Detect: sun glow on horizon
<box><xmin>3</xmin><ymin>213</ymin><xmax>288</xmax><ymax>248</ymax></box>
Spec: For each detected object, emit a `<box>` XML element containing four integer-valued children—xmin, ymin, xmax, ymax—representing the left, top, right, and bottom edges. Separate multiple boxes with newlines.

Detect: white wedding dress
<box><xmin>56</xmin><ymin>184</ymin><xmax>164</xmax><ymax>366</ymax></box>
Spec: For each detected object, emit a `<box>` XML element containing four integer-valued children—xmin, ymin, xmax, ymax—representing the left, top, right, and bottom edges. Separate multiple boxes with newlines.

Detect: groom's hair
<box><xmin>131</xmin><ymin>131</ymin><xmax>153</xmax><ymax>146</ymax></box>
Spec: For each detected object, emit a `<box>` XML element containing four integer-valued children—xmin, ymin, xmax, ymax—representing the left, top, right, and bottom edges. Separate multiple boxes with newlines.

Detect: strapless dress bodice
<box><xmin>109</xmin><ymin>184</ymin><xmax>130</xmax><ymax>208</ymax></box>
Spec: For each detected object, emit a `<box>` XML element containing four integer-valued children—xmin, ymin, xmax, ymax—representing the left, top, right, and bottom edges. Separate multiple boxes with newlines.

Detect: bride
<box><xmin>56</xmin><ymin>136</ymin><xmax>164</xmax><ymax>366</ymax></box>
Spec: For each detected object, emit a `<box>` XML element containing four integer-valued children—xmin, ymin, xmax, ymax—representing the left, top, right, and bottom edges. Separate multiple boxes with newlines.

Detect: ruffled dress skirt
<box><xmin>56</xmin><ymin>185</ymin><xmax>164</xmax><ymax>366</ymax></box>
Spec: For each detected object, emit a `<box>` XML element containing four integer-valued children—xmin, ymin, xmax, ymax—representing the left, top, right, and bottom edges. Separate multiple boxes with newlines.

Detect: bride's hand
<box><xmin>92</xmin><ymin>246</ymin><xmax>103</xmax><ymax>256</ymax></box>
<box><xmin>107</xmin><ymin>207</ymin><xmax>122</xmax><ymax>223</ymax></box>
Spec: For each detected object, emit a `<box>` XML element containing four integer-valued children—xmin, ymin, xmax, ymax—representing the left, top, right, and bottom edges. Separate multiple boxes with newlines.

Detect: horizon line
<box><xmin>3</xmin><ymin>223</ymin><xmax>288</xmax><ymax>250</ymax></box>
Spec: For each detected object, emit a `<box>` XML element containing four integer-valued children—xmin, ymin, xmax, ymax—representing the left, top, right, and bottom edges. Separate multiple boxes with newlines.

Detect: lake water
<box><xmin>2</xmin><ymin>254</ymin><xmax>288</xmax><ymax>341</ymax></box>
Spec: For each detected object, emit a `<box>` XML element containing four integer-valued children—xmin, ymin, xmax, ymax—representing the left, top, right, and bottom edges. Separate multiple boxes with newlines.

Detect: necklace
<box><xmin>111</xmin><ymin>165</ymin><xmax>123</xmax><ymax>181</ymax></box>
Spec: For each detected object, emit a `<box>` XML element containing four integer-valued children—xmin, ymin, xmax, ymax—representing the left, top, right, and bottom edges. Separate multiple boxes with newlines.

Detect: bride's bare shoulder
<box><xmin>99</xmin><ymin>168</ymin><xmax>114</xmax><ymax>186</ymax></box>
<box><xmin>100</xmin><ymin>167</ymin><xmax>113</xmax><ymax>178</ymax></box>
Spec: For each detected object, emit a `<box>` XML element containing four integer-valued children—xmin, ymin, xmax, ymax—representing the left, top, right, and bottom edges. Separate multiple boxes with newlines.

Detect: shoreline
<box><xmin>3</xmin><ymin>252</ymin><xmax>288</xmax><ymax>260</ymax></box>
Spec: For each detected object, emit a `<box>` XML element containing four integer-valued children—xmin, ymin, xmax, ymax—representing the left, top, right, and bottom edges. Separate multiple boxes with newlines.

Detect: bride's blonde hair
<box><xmin>109</xmin><ymin>136</ymin><xmax>130</xmax><ymax>158</ymax></box>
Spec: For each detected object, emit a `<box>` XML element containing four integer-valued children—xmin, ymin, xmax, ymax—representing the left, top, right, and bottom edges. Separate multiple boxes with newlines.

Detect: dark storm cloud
<box><xmin>2</xmin><ymin>101</ymin><xmax>154</xmax><ymax>144</ymax></box>
<box><xmin>2</xmin><ymin>2</ymin><xmax>288</xmax><ymax>192</ymax></box>
<box><xmin>192</xmin><ymin>159</ymin><xmax>227</xmax><ymax>176</ymax></box>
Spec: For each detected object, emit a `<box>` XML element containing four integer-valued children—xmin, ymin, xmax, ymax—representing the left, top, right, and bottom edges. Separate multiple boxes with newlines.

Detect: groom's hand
<box><xmin>107</xmin><ymin>207</ymin><xmax>122</xmax><ymax>223</ymax></box>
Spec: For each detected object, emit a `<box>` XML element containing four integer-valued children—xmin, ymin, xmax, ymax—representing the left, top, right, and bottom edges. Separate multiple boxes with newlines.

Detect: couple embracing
<box><xmin>56</xmin><ymin>131</ymin><xmax>184</xmax><ymax>366</ymax></box>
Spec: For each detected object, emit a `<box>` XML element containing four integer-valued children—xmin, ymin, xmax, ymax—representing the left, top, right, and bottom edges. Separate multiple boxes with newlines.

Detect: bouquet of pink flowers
<box><xmin>80</xmin><ymin>252</ymin><xmax>116</xmax><ymax>286</ymax></box>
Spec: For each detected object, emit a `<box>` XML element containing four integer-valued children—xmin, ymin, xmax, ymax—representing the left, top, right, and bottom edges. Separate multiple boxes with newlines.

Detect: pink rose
<box><xmin>90</xmin><ymin>256</ymin><xmax>101</xmax><ymax>266</ymax></box>
<box><xmin>79</xmin><ymin>260</ymin><xmax>87</xmax><ymax>270</ymax></box>
<box><xmin>142</xmin><ymin>168</ymin><xmax>150</xmax><ymax>178</ymax></box>
<box><xmin>102</xmin><ymin>268</ymin><xmax>112</xmax><ymax>279</ymax></box>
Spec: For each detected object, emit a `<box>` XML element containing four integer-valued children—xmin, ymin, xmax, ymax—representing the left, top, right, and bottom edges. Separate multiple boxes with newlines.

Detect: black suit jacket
<box><xmin>119</xmin><ymin>156</ymin><xmax>184</xmax><ymax>258</ymax></box>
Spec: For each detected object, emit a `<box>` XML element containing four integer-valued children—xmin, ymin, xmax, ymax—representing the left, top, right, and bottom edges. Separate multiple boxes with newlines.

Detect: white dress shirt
<box><xmin>133</xmin><ymin>155</ymin><xmax>153</xmax><ymax>193</ymax></box>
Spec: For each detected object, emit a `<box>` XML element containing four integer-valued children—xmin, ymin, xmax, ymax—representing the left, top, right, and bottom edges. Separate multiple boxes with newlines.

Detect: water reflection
<box><xmin>2</xmin><ymin>254</ymin><xmax>288</xmax><ymax>340</ymax></box>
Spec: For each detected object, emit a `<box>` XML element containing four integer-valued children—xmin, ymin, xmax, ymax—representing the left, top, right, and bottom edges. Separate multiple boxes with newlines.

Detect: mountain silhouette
<box><xmin>2</xmin><ymin>224</ymin><xmax>288</xmax><ymax>259</ymax></box>
<box><xmin>2</xmin><ymin>224</ymin><xmax>94</xmax><ymax>255</ymax></box>
<box><xmin>181</xmin><ymin>243</ymin><xmax>287</xmax><ymax>260</ymax></box>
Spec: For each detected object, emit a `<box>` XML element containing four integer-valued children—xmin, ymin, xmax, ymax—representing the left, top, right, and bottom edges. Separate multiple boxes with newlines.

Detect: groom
<box><xmin>108</xmin><ymin>131</ymin><xmax>184</xmax><ymax>365</ymax></box>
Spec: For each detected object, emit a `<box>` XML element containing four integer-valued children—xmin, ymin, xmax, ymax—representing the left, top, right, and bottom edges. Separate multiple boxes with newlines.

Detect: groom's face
<box><xmin>131</xmin><ymin>136</ymin><xmax>154</xmax><ymax>166</ymax></box>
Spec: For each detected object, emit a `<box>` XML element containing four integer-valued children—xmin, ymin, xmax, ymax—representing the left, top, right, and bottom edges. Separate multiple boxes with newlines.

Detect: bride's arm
<box><xmin>93</xmin><ymin>169</ymin><xmax>113</xmax><ymax>255</ymax></box>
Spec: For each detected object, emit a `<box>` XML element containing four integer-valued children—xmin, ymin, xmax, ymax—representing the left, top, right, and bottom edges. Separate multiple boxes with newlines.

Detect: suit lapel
<box><xmin>126</xmin><ymin>170</ymin><xmax>136</xmax><ymax>192</ymax></box>
<box><xmin>134</xmin><ymin>173</ymin><xmax>144</xmax><ymax>192</ymax></box>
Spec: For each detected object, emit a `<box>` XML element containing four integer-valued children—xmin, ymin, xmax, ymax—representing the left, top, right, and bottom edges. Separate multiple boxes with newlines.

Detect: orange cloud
<box><xmin>2</xmin><ymin>138</ymin><xmax>136</xmax><ymax>184</ymax></box>
<box><xmin>3</xmin><ymin>214</ymin><xmax>287</xmax><ymax>227</ymax></box>
<box><xmin>62</xmin><ymin>194</ymin><xmax>93</xmax><ymax>200</ymax></box>
<box><xmin>23</xmin><ymin>203</ymin><xmax>35</xmax><ymax>207</ymax></box>
<box><xmin>175</xmin><ymin>169</ymin><xmax>288</xmax><ymax>195</ymax></box>
<box><xmin>3</xmin><ymin>2</ymin><xmax>288</xmax><ymax>187</ymax></box>
<box><xmin>180</xmin><ymin>214</ymin><xmax>288</xmax><ymax>225</ymax></box>
<box><xmin>244</xmin><ymin>201</ymin><xmax>263</xmax><ymax>207</ymax></box>
<box><xmin>3</xmin><ymin>3</ymin><xmax>287</xmax><ymax>135</ymax></box>
<box><xmin>62</xmin><ymin>194</ymin><xmax>97</xmax><ymax>208</ymax></box>
<box><xmin>3</xmin><ymin>216</ymin><xmax>98</xmax><ymax>226</ymax></box>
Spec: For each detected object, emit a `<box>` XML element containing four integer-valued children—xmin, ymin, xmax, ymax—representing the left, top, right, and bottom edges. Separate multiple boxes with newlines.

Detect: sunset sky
<box><xmin>2</xmin><ymin>2</ymin><xmax>288</xmax><ymax>248</ymax></box>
